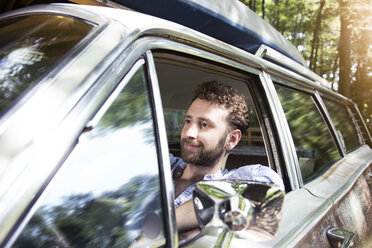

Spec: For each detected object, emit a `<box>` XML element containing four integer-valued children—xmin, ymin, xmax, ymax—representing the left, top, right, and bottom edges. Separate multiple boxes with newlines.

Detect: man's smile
<box><xmin>185</xmin><ymin>143</ymin><xmax>200</xmax><ymax>149</ymax></box>
<box><xmin>183</xmin><ymin>141</ymin><xmax>202</xmax><ymax>149</ymax></box>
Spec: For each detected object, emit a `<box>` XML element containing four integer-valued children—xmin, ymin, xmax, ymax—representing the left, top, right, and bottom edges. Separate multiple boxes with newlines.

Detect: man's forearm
<box><xmin>176</xmin><ymin>199</ymin><xmax>199</xmax><ymax>232</ymax></box>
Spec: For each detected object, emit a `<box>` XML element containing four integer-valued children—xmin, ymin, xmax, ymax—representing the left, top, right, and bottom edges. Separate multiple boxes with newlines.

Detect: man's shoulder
<box><xmin>169</xmin><ymin>154</ymin><xmax>187</xmax><ymax>178</ymax></box>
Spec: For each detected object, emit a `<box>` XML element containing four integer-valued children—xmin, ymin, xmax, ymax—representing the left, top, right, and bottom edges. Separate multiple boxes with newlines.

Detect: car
<box><xmin>0</xmin><ymin>1</ymin><xmax>371</xmax><ymax>248</ymax></box>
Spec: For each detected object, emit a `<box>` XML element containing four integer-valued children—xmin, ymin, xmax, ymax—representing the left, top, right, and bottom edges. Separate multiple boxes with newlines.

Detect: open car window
<box><xmin>153</xmin><ymin>52</ymin><xmax>270</xmax><ymax>173</ymax></box>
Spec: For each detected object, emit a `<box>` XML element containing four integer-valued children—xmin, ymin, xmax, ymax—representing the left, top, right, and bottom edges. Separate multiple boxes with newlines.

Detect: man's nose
<box><xmin>184</xmin><ymin>123</ymin><xmax>198</xmax><ymax>139</ymax></box>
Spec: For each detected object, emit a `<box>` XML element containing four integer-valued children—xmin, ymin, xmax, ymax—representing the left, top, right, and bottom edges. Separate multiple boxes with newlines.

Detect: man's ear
<box><xmin>226</xmin><ymin>129</ymin><xmax>242</xmax><ymax>150</ymax></box>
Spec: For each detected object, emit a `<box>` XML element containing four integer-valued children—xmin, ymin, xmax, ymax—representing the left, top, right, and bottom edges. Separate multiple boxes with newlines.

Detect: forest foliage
<box><xmin>240</xmin><ymin>0</ymin><xmax>372</xmax><ymax>134</ymax></box>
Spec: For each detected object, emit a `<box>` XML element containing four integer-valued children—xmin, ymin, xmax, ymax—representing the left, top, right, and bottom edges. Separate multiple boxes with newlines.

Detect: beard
<box><xmin>180</xmin><ymin>135</ymin><xmax>227</xmax><ymax>167</ymax></box>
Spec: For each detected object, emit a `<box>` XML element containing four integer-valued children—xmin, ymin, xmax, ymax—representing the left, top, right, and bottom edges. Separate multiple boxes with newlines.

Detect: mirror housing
<box><xmin>193</xmin><ymin>180</ymin><xmax>285</xmax><ymax>247</ymax></box>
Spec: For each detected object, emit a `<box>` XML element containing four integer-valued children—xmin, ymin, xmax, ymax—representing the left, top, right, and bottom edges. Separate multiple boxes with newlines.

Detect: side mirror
<box><xmin>193</xmin><ymin>181</ymin><xmax>285</xmax><ymax>247</ymax></box>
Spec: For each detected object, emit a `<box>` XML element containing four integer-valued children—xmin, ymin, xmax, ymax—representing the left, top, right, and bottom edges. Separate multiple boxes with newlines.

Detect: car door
<box><xmin>235</xmin><ymin>74</ymin><xmax>340</xmax><ymax>248</ymax></box>
<box><xmin>5</xmin><ymin>57</ymin><xmax>177</xmax><ymax>248</ymax></box>
<box><xmin>270</xmin><ymin>77</ymin><xmax>372</xmax><ymax>247</ymax></box>
<box><xmin>315</xmin><ymin>95</ymin><xmax>372</xmax><ymax>247</ymax></box>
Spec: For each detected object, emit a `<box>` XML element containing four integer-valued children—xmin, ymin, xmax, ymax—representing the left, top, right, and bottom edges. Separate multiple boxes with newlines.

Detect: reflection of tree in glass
<box><xmin>13</xmin><ymin>66</ymin><xmax>163</xmax><ymax>246</ymax></box>
<box><xmin>98</xmin><ymin>68</ymin><xmax>151</xmax><ymax>132</ymax></box>
<box><xmin>248</xmin><ymin>107</ymin><xmax>259</xmax><ymax>128</ymax></box>
<box><xmin>95</xmin><ymin>67</ymin><xmax>155</xmax><ymax>144</ymax></box>
<box><xmin>0</xmin><ymin>38</ymin><xmax>47</xmax><ymax>115</ymax></box>
<box><xmin>323</xmin><ymin>99</ymin><xmax>360</xmax><ymax>152</ymax></box>
<box><xmin>275</xmin><ymin>86</ymin><xmax>340</xmax><ymax>181</ymax></box>
<box><xmin>13</xmin><ymin>175</ymin><xmax>162</xmax><ymax>248</ymax></box>
<box><xmin>0</xmin><ymin>15</ymin><xmax>92</xmax><ymax>116</ymax></box>
<box><xmin>164</xmin><ymin>109</ymin><xmax>185</xmax><ymax>143</ymax></box>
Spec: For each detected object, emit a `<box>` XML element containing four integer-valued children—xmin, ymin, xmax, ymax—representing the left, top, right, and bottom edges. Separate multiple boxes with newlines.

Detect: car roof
<box><xmin>0</xmin><ymin>3</ymin><xmax>340</xmax><ymax>96</ymax></box>
<box><xmin>73</xmin><ymin>3</ymin><xmax>336</xmax><ymax>93</ymax></box>
<box><xmin>112</xmin><ymin>0</ymin><xmax>307</xmax><ymax>67</ymax></box>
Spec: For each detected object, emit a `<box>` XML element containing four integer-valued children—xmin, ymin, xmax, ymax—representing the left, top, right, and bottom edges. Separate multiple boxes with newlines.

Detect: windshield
<box><xmin>0</xmin><ymin>14</ymin><xmax>94</xmax><ymax>116</ymax></box>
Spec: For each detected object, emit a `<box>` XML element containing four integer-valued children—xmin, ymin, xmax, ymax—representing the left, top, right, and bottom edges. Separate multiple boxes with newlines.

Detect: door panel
<box><xmin>293</xmin><ymin>207</ymin><xmax>336</xmax><ymax>248</ymax></box>
<box><xmin>9</xmin><ymin>61</ymin><xmax>167</xmax><ymax>248</ymax></box>
<box><xmin>332</xmin><ymin>167</ymin><xmax>372</xmax><ymax>247</ymax></box>
<box><xmin>270</xmin><ymin>191</ymin><xmax>334</xmax><ymax>248</ymax></box>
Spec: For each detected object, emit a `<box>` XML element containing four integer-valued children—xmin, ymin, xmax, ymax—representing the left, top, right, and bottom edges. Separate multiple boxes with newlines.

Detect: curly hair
<box><xmin>193</xmin><ymin>81</ymin><xmax>250</xmax><ymax>133</ymax></box>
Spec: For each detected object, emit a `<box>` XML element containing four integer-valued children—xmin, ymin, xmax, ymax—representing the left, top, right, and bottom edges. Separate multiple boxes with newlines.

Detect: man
<box><xmin>170</xmin><ymin>81</ymin><xmax>284</xmax><ymax>233</ymax></box>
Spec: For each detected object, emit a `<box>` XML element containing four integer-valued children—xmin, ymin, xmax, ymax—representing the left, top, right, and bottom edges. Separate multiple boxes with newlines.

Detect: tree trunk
<box><xmin>353</xmin><ymin>0</ymin><xmax>370</xmax><ymax>112</ymax></box>
<box><xmin>262</xmin><ymin>0</ymin><xmax>265</xmax><ymax>19</ymax></box>
<box><xmin>249</xmin><ymin>0</ymin><xmax>256</xmax><ymax>12</ymax></box>
<box><xmin>309</xmin><ymin>0</ymin><xmax>325</xmax><ymax>71</ymax></box>
<box><xmin>331</xmin><ymin>52</ymin><xmax>339</xmax><ymax>91</ymax></box>
<box><xmin>274</xmin><ymin>0</ymin><xmax>279</xmax><ymax>29</ymax></box>
<box><xmin>292</xmin><ymin>2</ymin><xmax>304</xmax><ymax>47</ymax></box>
<box><xmin>338</xmin><ymin>0</ymin><xmax>352</xmax><ymax>98</ymax></box>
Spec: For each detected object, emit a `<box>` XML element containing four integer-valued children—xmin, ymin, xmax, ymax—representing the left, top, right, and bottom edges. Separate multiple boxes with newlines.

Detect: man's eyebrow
<box><xmin>184</xmin><ymin>114</ymin><xmax>214</xmax><ymax>125</ymax></box>
<box><xmin>199</xmin><ymin>117</ymin><xmax>212</xmax><ymax>123</ymax></box>
<box><xmin>184</xmin><ymin>114</ymin><xmax>211</xmax><ymax>122</ymax></box>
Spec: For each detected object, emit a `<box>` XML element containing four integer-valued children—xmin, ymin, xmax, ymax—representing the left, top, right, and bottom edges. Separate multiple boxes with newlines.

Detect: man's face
<box><xmin>180</xmin><ymin>98</ymin><xmax>230</xmax><ymax>167</ymax></box>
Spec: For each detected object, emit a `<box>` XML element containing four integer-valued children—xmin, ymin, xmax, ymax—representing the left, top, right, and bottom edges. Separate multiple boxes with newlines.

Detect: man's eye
<box><xmin>185</xmin><ymin>119</ymin><xmax>191</xmax><ymax>124</ymax></box>
<box><xmin>201</xmin><ymin>122</ymin><xmax>209</xmax><ymax>128</ymax></box>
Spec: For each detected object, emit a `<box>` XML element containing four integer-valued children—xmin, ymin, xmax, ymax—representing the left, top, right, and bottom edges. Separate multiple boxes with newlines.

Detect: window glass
<box><xmin>322</xmin><ymin>98</ymin><xmax>362</xmax><ymax>152</ymax></box>
<box><xmin>0</xmin><ymin>14</ymin><xmax>94</xmax><ymax>116</ymax></box>
<box><xmin>12</xmin><ymin>65</ymin><xmax>165</xmax><ymax>248</ymax></box>
<box><xmin>275</xmin><ymin>85</ymin><xmax>340</xmax><ymax>182</ymax></box>
<box><xmin>237</xmin><ymin>107</ymin><xmax>264</xmax><ymax>147</ymax></box>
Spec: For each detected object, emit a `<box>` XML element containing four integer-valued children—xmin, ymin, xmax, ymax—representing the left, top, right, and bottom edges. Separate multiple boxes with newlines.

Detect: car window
<box><xmin>154</xmin><ymin>52</ymin><xmax>269</xmax><ymax>171</ymax></box>
<box><xmin>0</xmin><ymin>14</ymin><xmax>94</xmax><ymax>116</ymax></box>
<box><xmin>275</xmin><ymin>84</ymin><xmax>341</xmax><ymax>183</ymax></box>
<box><xmin>348</xmin><ymin>103</ymin><xmax>372</xmax><ymax>147</ymax></box>
<box><xmin>11</xmin><ymin>63</ymin><xmax>165</xmax><ymax>248</ymax></box>
<box><xmin>322</xmin><ymin>98</ymin><xmax>363</xmax><ymax>152</ymax></box>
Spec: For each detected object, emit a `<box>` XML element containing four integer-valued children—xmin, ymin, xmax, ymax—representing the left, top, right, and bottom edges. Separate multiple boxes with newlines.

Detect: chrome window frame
<box><xmin>145</xmin><ymin>51</ymin><xmax>177</xmax><ymax>247</ymax></box>
<box><xmin>349</xmin><ymin>102</ymin><xmax>372</xmax><ymax>146</ymax></box>
<box><xmin>345</xmin><ymin>104</ymin><xmax>366</xmax><ymax>146</ymax></box>
<box><xmin>259</xmin><ymin>72</ymin><xmax>301</xmax><ymax>189</ymax></box>
<box><xmin>313</xmin><ymin>91</ymin><xmax>345</xmax><ymax>156</ymax></box>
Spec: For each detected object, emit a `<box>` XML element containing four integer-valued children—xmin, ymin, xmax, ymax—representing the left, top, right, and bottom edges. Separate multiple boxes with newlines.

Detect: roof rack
<box><xmin>111</xmin><ymin>0</ymin><xmax>306</xmax><ymax>67</ymax></box>
<box><xmin>256</xmin><ymin>45</ymin><xmax>331</xmax><ymax>88</ymax></box>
